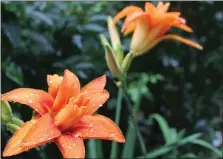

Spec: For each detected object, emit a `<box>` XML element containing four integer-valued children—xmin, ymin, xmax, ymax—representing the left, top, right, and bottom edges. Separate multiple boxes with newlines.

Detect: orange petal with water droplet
<box><xmin>55</xmin><ymin>103</ymin><xmax>86</xmax><ymax>131</ymax></box>
<box><xmin>1</xmin><ymin>88</ymin><xmax>54</xmax><ymax>115</ymax></box>
<box><xmin>3</xmin><ymin>120</ymin><xmax>34</xmax><ymax>157</ymax></box>
<box><xmin>47</xmin><ymin>74</ymin><xmax>63</xmax><ymax>98</ymax></box>
<box><xmin>83</xmin><ymin>90</ymin><xmax>109</xmax><ymax>115</ymax></box>
<box><xmin>56</xmin><ymin>134</ymin><xmax>85</xmax><ymax>159</ymax></box>
<box><xmin>74</xmin><ymin>115</ymin><xmax>125</xmax><ymax>143</ymax></box>
<box><xmin>53</xmin><ymin>69</ymin><xmax>80</xmax><ymax>112</ymax></box>
<box><xmin>81</xmin><ymin>75</ymin><xmax>106</xmax><ymax>93</ymax></box>
<box><xmin>22</xmin><ymin>113</ymin><xmax>61</xmax><ymax>148</ymax></box>
<box><xmin>113</xmin><ymin>6</ymin><xmax>143</xmax><ymax>24</ymax></box>
<box><xmin>3</xmin><ymin>114</ymin><xmax>61</xmax><ymax>157</ymax></box>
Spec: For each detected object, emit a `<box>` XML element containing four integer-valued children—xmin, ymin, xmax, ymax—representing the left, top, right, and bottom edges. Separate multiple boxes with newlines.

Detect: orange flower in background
<box><xmin>113</xmin><ymin>2</ymin><xmax>203</xmax><ymax>56</ymax></box>
<box><xmin>2</xmin><ymin>69</ymin><xmax>125</xmax><ymax>158</ymax></box>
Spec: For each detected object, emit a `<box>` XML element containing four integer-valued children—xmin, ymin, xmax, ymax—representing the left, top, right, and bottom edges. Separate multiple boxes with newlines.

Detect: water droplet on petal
<box><xmin>68</xmin><ymin>146</ymin><xmax>72</xmax><ymax>149</ymax></box>
<box><xmin>28</xmin><ymin>100</ymin><xmax>33</xmax><ymax>104</ymax></box>
<box><xmin>90</xmin><ymin>129</ymin><xmax>94</xmax><ymax>133</ymax></box>
<box><xmin>99</xmin><ymin>104</ymin><xmax>102</xmax><ymax>107</ymax></box>
<box><xmin>110</xmin><ymin>133</ymin><xmax>116</xmax><ymax>137</ymax></box>
<box><xmin>74</xmin><ymin>134</ymin><xmax>79</xmax><ymax>138</ymax></box>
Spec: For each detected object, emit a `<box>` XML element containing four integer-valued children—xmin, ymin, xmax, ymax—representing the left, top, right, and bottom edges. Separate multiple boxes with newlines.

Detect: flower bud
<box><xmin>121</xmin><ymin>53</ymin><xmax>134</xmax><ymax>72</ymax></box>
<box><xmin>6</xmin><ymin>123</ymin><xmax>21</xmax><ymax>133</ymax></box>
<box><xmin>1</xmin><ymin>100</ymin><xmax>13</xmax><ymax>124</ymax></box>
<box><xmin>100</xmin><ymin>34</ymin><xmax>123</xmax><ymax>80</ymax></box>
<box><xmin>107</xmin><ymin>16</ymin><xmax>124</xmax><ymax>64</ymax></box>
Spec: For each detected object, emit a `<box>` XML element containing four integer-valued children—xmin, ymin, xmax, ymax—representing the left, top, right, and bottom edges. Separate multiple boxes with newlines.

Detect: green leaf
<box><xmin>179</xmin><ymin>153</ymin><xmax>197</xmax><ymax>158</ymax></box>
<box><xmin>178</xmin><ymin>133</ymin><xmax>202</xmax><ymax>146</ymax></box>
<box><xmin>190</xmin><ymin>139</ymin><xmax>222</xmax><ymax>157</ymax></box>
<box><xmin>149</xmin><ymin>113</ymin><xmax>173</xmax><ymax>144</ymax></box>
<box><xmin>143</xmin><ymin>145</ymin><xmax>175</xmax><ymax>158</ymax></box>
<box><xmin>122</xmin><ymin>121</ymin><xmax>137</xmax><ymax>158</ymax></box>
<box><xmin>177</xmin><ymin>129</ymin><xmax>186</xmax><ymax>140</ymax></box>
<box><xmin>3</xmin><ymin>61</ymin><xmax>24</xmax><ymax>86</ymax></box>
<box><xmin>1</xmin><ymin>100</ymin><xmax>13</xmax><ymax>124</ymax></box>
<box><xmin>87</xmin><ymin>140</ymin><xmax>103</xmax><ymax>158</ymax></box>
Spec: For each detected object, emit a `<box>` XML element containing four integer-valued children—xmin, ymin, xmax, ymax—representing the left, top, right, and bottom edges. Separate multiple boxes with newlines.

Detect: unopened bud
<box><xmin>1</xmin><ymin>100</ymin><xmax>13</xmax><ymax>124</ymax></box>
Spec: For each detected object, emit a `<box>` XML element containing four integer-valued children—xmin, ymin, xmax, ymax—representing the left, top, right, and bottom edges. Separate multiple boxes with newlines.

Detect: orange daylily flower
<box><xmin>2</xmin><ymin>69</ymin><xmax>125</xmax><ymax>158</ymax></box>
<box><xmin>113</xmin><ymin>2</ymin><xmax>203</xmax><ymax>56</ymax></box>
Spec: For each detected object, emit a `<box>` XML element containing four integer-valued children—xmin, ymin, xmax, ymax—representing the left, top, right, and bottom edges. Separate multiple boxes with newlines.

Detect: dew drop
<box><xmin>98</xmin><ymin>104</ymin><xmax>102</xmax><ymax>107</ymax></box>
<box><xmin>68</xmin><ymin>146</ymin><xmax>72</xmax><ymax>149</ymax></box>
<box><xmin>110</xmin><ymin>133</ymin><xmax>116</xmax><ymax>137</ymax></box>
<box><xmin>28</xmin><ymin>100</ymin><xmax>33</xmax><ymax>104</ymax></box>
<box><xmin>49</xmin><ymin>80</ymin><xmax>53</xmax><ymax>84</ymax></box>
<box><xmin>74</xmin><ymin>134</ymin><xmax>79</xmax><ymax>138</ymax></box>
<box><xmin>62</xmin><ymin>144</ymin><xmax>65</xmax><ymax>147</ymax></box>
<box><xmin>30</xmin><ymin>93</ymin><xmax>34</xmax><ymax>96</ymax></box>
<box><xmin>88</xmin><ymin>123</ymin><xmax>93</xmax><ymax>127</ymax></box>
<box><xmin>90</xmin><ymin>129</ymin><xmax>94</xmax><ymax>133</ymax></box>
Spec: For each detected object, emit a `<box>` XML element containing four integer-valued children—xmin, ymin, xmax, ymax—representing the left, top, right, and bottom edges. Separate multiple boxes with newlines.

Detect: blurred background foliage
<box><xmin>1</xmin><ymin>1</ymin><xmax>222</xmax><ymax>159</ymax></box>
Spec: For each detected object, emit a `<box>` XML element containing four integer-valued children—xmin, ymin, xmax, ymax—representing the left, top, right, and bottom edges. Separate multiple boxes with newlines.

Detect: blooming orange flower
<box><xmin>2</xmin><ymin>69</ymin><xmax>125</xmax><ymax>158</ymax></box>
<box><xmin>113</xmin><ymin>2</ymin><xmax>203</xmax><ymax>56</ymax></box>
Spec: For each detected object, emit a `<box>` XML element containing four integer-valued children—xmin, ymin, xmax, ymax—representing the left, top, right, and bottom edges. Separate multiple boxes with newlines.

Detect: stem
<box><xmin>110</xmin><ymin>87</ymin><xmax>123</xmax><ymax>158</ymax></box>
<box><xmin>122</xmin><ymin>80</ymin><xmax>147</xmax><ymax>155</ymax></box>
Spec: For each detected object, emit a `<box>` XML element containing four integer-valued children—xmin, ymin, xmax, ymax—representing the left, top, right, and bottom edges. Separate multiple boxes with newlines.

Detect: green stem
<box><xmin>122</xmin><ymin>80</ymin><xmax>147</xmax><ymax>155</ymax></box>
<box><xmin>110</xmin><ymin>87</ymin><xmax>123</xmax><ymax>158</ymax></box>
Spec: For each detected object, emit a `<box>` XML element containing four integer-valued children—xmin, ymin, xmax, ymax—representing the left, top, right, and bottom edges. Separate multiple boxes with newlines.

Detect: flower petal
<box><xmin>123</xmin><ymin>22</ymin><xmax>136</xmax><ymax>36</ymax></box>
<box><xmin>3</xmin><ymin>113</ymin><xmax>61</xmax><ymax>157</ymax></box>
<box><xmin>80</xmin><ymin>90</ymin><xmax>109</xmax><ymax>115</ymax></box>
<box><xmin>55</xmin><ymin>101</ymin><xmax>86</xmax><ymax>131</ymax></box>
<box><xmin>47</xmin><ymin>74</ymin><xmax>63</xmax><ymax>98</ymax></box>
<box><xmin>144</xmin><ymin>33</ymin><xmax>203</xmax><ymax>52</ymax></box>
<box><xmin>174</xmin><ymin>23</ymin><xmax>193</xmax><ymax>32</ymax></box>
<box><xmin>158</xmin><ymin>34</ymin><xmax>203</xmax><ymax>50</ymax></box>
<box><xmin>3</xmin><ymin>120</ymin><xmax>34</xmax><ymax>157</ymax></box>
<box><xmin>145</xmin><ymin>2</ymin><xmax>156</xmax><ymax>14</ymax></box>
<box><xmin>22</xmin><ymin>113</ymin><xmax>61</xmax><ymax>147</ymax></box>
<box><xmin>56</xmin><ymin>134</ymin><xmax>85</xmax><ymax>159</ymax></box>
<box><xmin>1</xmin><ymin>88</ymin><xmax>54</xmax><ymax>115</ymax></box>
<box><xmin>81</xmin><ymin>75</ymin><xmax>106</xmax><ymax>93</ymax></box>
<box><xmin>122</xmin><ymin>11</ymin><xmax>151</xmax><ymax>32</ymax></box>
<box><xmin>53</xmin><ymin>69</ymin><xmax>80</xmax><ymax>112</ymax></box>
<box><xmin>74</xmin><ymin>115</ymin><xmax>125</xmax><ymax>143</ymax></box>
<box><xmin>113</xmin><ymin>6</ymin><xmax>143</xmax><ymax>24</ymax></box>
